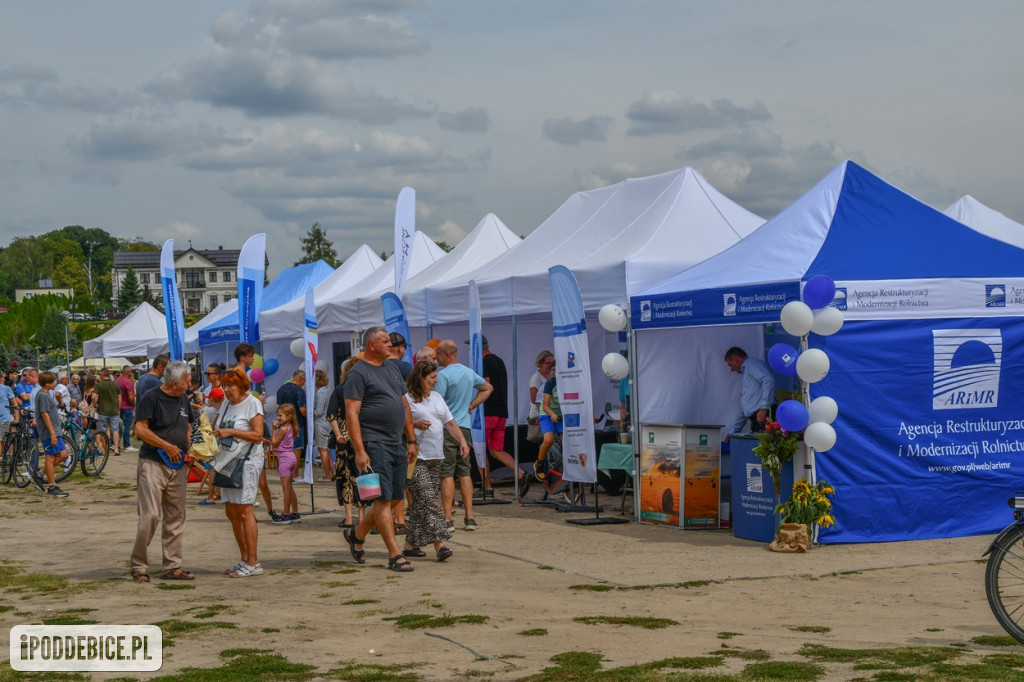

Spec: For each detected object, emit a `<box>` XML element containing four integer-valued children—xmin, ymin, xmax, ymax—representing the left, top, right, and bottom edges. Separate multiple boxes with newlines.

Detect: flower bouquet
<box><xmin>752</xmin><ymin>421</ymin><xmax>799</xmax><ymax>497</ymax></box>
<box><xmin>770</xmin><ymin>478</ymin><xmax>836</xmax><ymax>552</ymax></box>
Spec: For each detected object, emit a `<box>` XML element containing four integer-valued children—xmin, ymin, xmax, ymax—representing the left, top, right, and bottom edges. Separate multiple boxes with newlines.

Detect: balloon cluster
<box><xmin>598</xmin><ymin>304</ymin><xmax>630</xmax><ymax>379</ymax></box>
<box><xmin>768</xmin><ymin>275</ymin><xmax>842</xmax><ymax>452</ymax></box>
<box><xmin>245</xmin><ymin>352</ymin><xmax>280</xmax><ymax>385</ymax></box>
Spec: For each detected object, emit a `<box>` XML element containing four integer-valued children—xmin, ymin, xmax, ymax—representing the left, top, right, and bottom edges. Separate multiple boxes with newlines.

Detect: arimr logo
<box><xmin>933</xmin><ymin>329</ymin><xmax>1001</xmax><ymax>410</ymax></box>
<box><xmin>986</xmin><ymin>284</ymin><xmax>1006</xmax><ymax>308</ymax></box>
<box><xmin>723</xmin><ymin>293</ymin><xmax>737</xmax><ymax>316</ymax></box>
<box><xmin>639</xmin><ymin>300</ymin><xmax>652</xmax><ymax>322</ymax></box>
<box><xmin>832</xmin><ymin>287</ymin><xmax>847</xmax><ymax>310</ymax></box>
<box><xmin>745</xmin><ymin>463</ymin><xmax>763</xmax><ymax>493</ymax></box>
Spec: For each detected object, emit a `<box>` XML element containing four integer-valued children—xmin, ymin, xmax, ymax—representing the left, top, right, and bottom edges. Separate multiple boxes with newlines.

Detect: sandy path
<box><xmin>0</xmin><ymin>455</ymin><xmax>1015</xmax><ymax>680</ymax></box>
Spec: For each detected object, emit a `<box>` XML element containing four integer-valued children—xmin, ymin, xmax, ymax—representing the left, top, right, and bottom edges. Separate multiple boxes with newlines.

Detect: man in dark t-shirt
<box><xmin>342</xmin><ymin>326</ymin><xmax>417</xmax><ymax>572</ymax></box>
<box><xmin>130</xmin><ymin>360</ymin><xmax>195</xmax><ymax>582</ymax></box>
<box><xmin>478</xmin><ymin>338</ymin><xmax>524</xmax><ymax>493</ymax></box>
<box><xmin>277</xmin><ymin>369</ymin><xmax>307</xmax><ymax>448</ymax></box>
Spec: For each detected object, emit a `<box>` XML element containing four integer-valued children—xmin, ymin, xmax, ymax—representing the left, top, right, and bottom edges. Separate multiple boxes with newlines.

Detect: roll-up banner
<box><xmin>296</xmin><ymin>287</ymin><xmax>318</xmax><ymax>485</ymax></box>
<box><xmin>237</xmin><ymin>234</ymin><xmax>266</xmax><ymax>344</ymax></box>
<box><xmin>548</xmin><ymin>266</ymin><xmax>596</xmax><ymax>484</ymax></box>
<box><xmin>468</xmin><ymin>281</ymin><xmax>487</xmax><ymax>467</ymax></box>
<box><xmin>160</xmin><ymin>240</ymin><xmax>186</xmax><ymax>362</ymax></box>
<box><xmin>381</xmin><ymin>293</ymin><xmax>414</xmax><ymax>365</ymax></box>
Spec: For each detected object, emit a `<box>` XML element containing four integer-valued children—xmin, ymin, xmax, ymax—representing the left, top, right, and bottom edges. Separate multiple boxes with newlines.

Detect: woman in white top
<box><xmin>212</xmin><ymin>368</ymin><xmax>266</xmax><ymax>578</ymax></box>
<box><xmin>402</xmin><ymin>361</ymin><xmax>468</xmax><ymax>562</ymax></box>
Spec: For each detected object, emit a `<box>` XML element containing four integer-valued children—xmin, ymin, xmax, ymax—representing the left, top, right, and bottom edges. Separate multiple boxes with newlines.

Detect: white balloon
<box><xmin>811</xmin><ymin>306</ymin><xmax>844</xmax><ymax>336</ymax></box>
<box><xmin>804</xmin><ymin>421</ymin><xmax>837</xmax><ymax>451</ymax></box>
<box><xmin>263</xmin><ymin>396</ymin><xmax>278</xmax><ymax>416</ymax></box>
<box><xmin>601</xmin><ymin>352</ymin><xmax>629</xmax><ymax>380</ymax></box>
<box><xmin>796</xmin><ymin>348</ymin><xmax>830</xmax><ymax>383</ymax></box>
<box><xmin>808</xmin><ymin>396</ymin><xmax>838</xmax><ymax>425</ymax></box>
<box><xmin>289</xmin><ymin>338</ymin><xmax>305</xmax><ymax>358</ymax></box>
<box><xmin>598</xmin><ymin>304</ymin><xmax>628</xmax><ymax>332</ymax></box>
<box><xmin>780</xmin><ymin>301</ymin><xmax>814</xmax><ymax>337</ymax></box>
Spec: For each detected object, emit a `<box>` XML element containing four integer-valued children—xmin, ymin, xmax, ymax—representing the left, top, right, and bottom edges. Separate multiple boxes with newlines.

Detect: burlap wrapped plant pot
<box><xmin>768</xmin><ymin>522</ymin><xmax>811</xmax><ymax>552</ymax></box>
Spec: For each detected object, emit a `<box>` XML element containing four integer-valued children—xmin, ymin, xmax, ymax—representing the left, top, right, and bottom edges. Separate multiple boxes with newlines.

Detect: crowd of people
<box><xmin>1</xmin><ymin>329</ymin><xmax>558</xmax><ymax>580</ymax></box>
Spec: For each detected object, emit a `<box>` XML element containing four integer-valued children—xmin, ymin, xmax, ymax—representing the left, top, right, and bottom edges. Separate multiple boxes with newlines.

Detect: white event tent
<box><xmin>82</xmin><ymin>302</ymin><xmax>192</xmax><ymax>359</ymax></box>
<box><xmin>944</xmin><ymin>195</ymin><xmax>1024</xmax><ymax>249</ymax></box>
<box><xmin>259</xmin><ymin>244</ymin><xmax>384</xmax><ymax>393</ymax></box>
<box><xmin>413</xmin><ymin>167</ymin><xmax>765</xmax><ymax>423</ymax></box>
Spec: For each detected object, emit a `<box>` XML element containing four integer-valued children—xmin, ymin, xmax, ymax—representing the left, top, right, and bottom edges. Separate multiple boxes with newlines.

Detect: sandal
<box><xmin>159</xmin><ymin>568</ymin><xmax>195</xmax><ymax>581</ymax></box>
<box><xmin>437</xmin><ymin>546</ymin><xmax>453</xmax><ymax>562</ymax></box>
<box><xmin>402</xmin><ymin>546</ymin><xmax>425</xmax><ymax>558</ymax></box>
<box><xmin>131</xmin><ymin>571</ymin><xmax>150</xmax><ymax>583</ymax></box>
<box><xmin>387</xmin><ymin>555</ymin><xmax>415</xmax><ymax>572</ymax></box>
<box><xmin>343</xmin><ymin>527</ymin><xmax>366</xmax><ymax>564</ymax></box>
<box><xmin>394</xmin><ymin>523</ymin><xmax>407</xmax><ymax>535</ymax></box>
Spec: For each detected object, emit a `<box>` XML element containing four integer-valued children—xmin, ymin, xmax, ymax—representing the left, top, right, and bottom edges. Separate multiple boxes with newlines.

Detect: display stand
<box><xmin>565</xmin><ymin>482</ymin><xmax>629</xmax><ymax>525</ymax></box>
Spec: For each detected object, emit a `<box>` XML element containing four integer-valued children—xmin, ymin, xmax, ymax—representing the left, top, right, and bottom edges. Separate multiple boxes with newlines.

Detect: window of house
<box><xmin>223</xmin><ymin>271</ymin><xmax>232</xmax><ymax>282</ymax></box>
<box><xmin>209</xmin><ymin>294</ymin><xmax>218</xmax><ymax>308</ymax></box>
<box><xmin>208</xmin><ymin>271</ymin><xmax>217</xmax><ymax>283</ymax></box>
<box><xmin>140</xmin><ymin>273</ymin><xmax>150</xmax><ymax>284</ymax></box>
<box><xmin>185</xmin><ymin>271</ymin><xmax>202</xmax><ymax>288</ymax></box>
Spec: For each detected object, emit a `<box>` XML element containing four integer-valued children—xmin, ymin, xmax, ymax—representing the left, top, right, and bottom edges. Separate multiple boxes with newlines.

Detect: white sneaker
<box><xmin>229</xmin><ymin>562</ymin><xmax>255</xmax><ymax>578</ymax></box>
<box><xmin>248</xmin><ymin>563</ymin><xmax>264</xmax><ymax>576</ymax></box>
<box><xmin>223</xmin><ymin>561</ymin><xmax>244</xmax><ymax>575</ymax></box>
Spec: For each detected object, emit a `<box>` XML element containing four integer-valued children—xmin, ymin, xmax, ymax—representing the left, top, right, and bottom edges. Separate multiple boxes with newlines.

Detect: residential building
<box><xmin>110</xmin><ymin>245</ymin><xmax>268</xmax><ymax>315</ymax></box>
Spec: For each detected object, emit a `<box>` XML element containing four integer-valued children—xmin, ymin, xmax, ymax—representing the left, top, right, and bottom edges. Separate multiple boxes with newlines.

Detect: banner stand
<box><xmin>301</xmin><ymin>480</ymin><xmax>331</xmax><ymax>517</ymax></box>
<box><xmin>565</xmin><ymin>484</ymin><xmax>629</xmax><ymax>525</ymax></box>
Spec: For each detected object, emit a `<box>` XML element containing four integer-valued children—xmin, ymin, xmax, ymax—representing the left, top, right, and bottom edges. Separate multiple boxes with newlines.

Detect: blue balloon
<box><xmin>802</xmin><ymin>275</ymin><xmax>836</xmax><ymax>310</ymax></box>
<box><xmin>263</xmin><ymin>357</ymin><xmax>280</xmax><ymax>377</ymax></box>
<box><xmin>776</xmin><ymin>399</ymin><xmax>809</xmax><ymax>433</ymax></box>
<box><xmin>768</xmin><ymin>343</ymin><xmax>799</xmax><ymax>377</ymax></box>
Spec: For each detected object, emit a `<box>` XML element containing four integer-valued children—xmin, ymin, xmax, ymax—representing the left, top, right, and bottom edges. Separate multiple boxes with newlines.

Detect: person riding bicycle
<box><xmin>34</xmin><ymin>372</ymin><xmax>70</xmax><ymax>498</ymax></box>
<box><xmin>533</xmin><ymin>373</ymin><xmax>563</xmax><ymax>480</ymax></box>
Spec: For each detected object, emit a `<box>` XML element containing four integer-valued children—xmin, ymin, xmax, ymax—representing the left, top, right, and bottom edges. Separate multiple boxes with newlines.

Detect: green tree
<box><xmin>435</xmin><ymin>241</ymin><xmax>455</xmax><ymax>253</ymax></box>
<box><xmin>36</xmin><ymin>306</ymin><xmax>67</xmax><ymax>350</ymax></box>
<box><xmin>295</xmin><ymin>223</ymin><xmax>340</xmax><ymax>267</ymax></box>
<box><xmin>53</xmin><ymin>255</ymin><xmax>89</xmax><ymax>297</ymax></box>
<box><xmin>117</xmin><ymin>267</ymin><xmax>142</xmax><ymax>311</ymax></box>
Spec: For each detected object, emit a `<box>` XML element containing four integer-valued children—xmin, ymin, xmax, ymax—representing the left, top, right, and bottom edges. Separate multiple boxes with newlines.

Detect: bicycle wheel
<box><xmin>985</xmin><ymin>524</ymin><xmax>1024</xmax><ymax>644</ymax></box>
<box><xmin>1</xmin><ymin>436</ymin><xmax>14</xmax><ymax>485</ymax></box>
<box><xmin>14</xmin><ymin>441</ymin><xmax>43</xmax><ymax>491</ymax></box>
<box><xmin>80</xmin><ymin>432</ymin><xmax>110</xmax><ymax>477</ymax></box>
<box><xmin>52</xmin><ymin>439</ymin><xmax>77</xmax><ymax>484</ymax></box>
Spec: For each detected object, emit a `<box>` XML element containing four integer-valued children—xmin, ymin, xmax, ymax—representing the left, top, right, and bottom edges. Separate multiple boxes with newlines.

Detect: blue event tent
<box><xmin>630</xmin><ymin>160</ymin><xmax>1024</xmax><ymax>543</ymax></box>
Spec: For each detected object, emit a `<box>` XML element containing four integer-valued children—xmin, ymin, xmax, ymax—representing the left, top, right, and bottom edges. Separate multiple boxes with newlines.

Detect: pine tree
<box><xmin>117</xmin><ymin>267</ymin><xmax>142</xmax><ymax>311</ymax></box>
<box><xmin>295</xmin><ymin>223</ymin><xmax>340</xmax><ymax>268</ymax></box>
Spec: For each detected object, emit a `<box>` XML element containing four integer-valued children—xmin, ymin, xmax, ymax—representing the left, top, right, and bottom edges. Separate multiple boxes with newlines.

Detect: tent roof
<box><xmin>318</xmin><ymin>231</ymin><xmax>447</xmax><ymax>332</ymax></box>
<box><xmin>633</xmin><ymin>161</ymin><xmax>1024</xmax><ymax>327</ymax></box>
<box><xmin>358</xmin><ymin>213</ymin><xmax>522</xmax><ymax>327</ymax></box>
<box><xmin>185</xmin><ymin>299</ymin><xmax>239</xmax><ymax>348</ymax></box>
<box><xmin>196</xmin><ymin>259</ymin><xmax>335</xmax><ymax>346</ymax></box>
<box><xmin>944</xmin><ymin>195</ymin><xmax>1024</xmax><ymax>250</ymax></box>
<box><xmin>421</xmin><ymin>167</ymin><xmax>764</xmax><ymax>322</ymax></box>
<box><xmin>260</xmin><ymin>245</ymin><xmax>384</xmax><ymax>340</ymax></box>
<box><xmin>82</xmin><ymin>302</ymin><xmax>179</xmax><ymax>358</ymax></box>
<box><xmin>66</xmin><ymin>356</ymin><xmax>132</xmax><ymax>371</ymax></box>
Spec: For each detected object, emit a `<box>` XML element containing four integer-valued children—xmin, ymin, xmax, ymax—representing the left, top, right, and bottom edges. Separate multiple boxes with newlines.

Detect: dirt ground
<box><xmin>1</xmin><ymin>454</ymin><xmax>1019</xmax><ymax>680</ymax></box>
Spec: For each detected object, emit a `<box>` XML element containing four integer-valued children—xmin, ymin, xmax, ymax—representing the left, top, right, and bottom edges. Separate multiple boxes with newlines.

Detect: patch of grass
<box><xmin>717</xmin><ymin>632</ymin><xmax>742</xmax><ymax>639</ymax></box>
<box><xmin>325</xmin><ymin>662</ymin><xmax>420</xmax><ymax>681</ymax></box>
<box><xmin>343</xmin><ymin>599</ymin><xmax>380</xmax><ymax>605</ymax></box>
<box><xmin>574</xmin><ymin>615</ymin><xmax>678</xmax><ymax>630</ymax></box>
<box><xmin>537</xmin><ymin>565</ymin><xmax>555</xmax><ymax>570</ymax></box>
<box><xmin>220</xmin><ymin>648</ymin><xmax>271</xmax><ymax>658</ymax></box>
<box><xmin>334</xmin><ymin>568</ymin><xmax>360</xmax><ymax>574</ymax></box>
<box><xmin>393</xmin><ymin>613</ymin><xmax>489</xmax><ymax>629</ymax></box>
<box><xmin>743</xmin><ymin>660</ymin><xmax>825</xmax><ymax>680</ymax></box>
<box><xmin>791</xmin><ymin>625</ymin><xmax>831</xmax><ymax>633</ymax></box>
<box><xmin>518</xmin><ymin>628</ymin><xmax>548</xmax><ymax>636</ymax></box>
<box><xmin>533</xmin><ymin>651</ymin><xmax>604</xmax><ymax>679</ymax></box>
<box><xmin>971</xmin><ymin>635</ymin><xmax>1022</xmax><ymax>647</ymax></box>
<box><xmin>325</xmin><ymin>581</ymin><xmax>355</xmax><ymax>588</ymax></box>
<box><xmin>929</xmin><ymin>662</ymin><xmax>1024</xmax><ymax>679</ymax></box>
<box><xmin>42</xmin><ymin>614</ymin><xmax>100</xmax><ymax>625</ymax></box>
<box><xmin>568</xmin><ymin>584</ymin><xmax>614</xmax><ymax>592</ymax></box>
<box><xmin>262</xmin><ymin>627</ymin><xmax>280</xmax><ymax>633</ymax></box>
<box><xmin>710</xmin><ymin>649</ymin><xmax>772</xmax><ymax>661</ymax></box>
<box><xmin>153</xmin><ymin>619</ymin><xmax>237</xmax><ymax>647</ymax></box>
<box><xmin>0</xmin><ymin>605</ymin><xmax>13</xmax><ymax>613</ymax></box>
<box><xmin>0</xmin><ymin>564</ymin><xmax>69</xmax><ymax>594</ymax></box>
<box><xmin>925</xmin><ymin>627</ymin><xmax>944</xmax><ymax>632</ymax></box>
<box><xmin>623</xmin><ymin>579</ymin><xmax>714</xmax><ymax>591</ymax></box>
<box><xmin>174</xmin><ymin>604</ymin><xmax>231</xmax><ymax>620</ymax></box>
<box><xmin>981</xmin><ymin>652</ymin><xmax>1024</xmax><ymax>667</ymax></box>
<box><xmin>417</xmin><ymin>599</ymin><xmax>444</xmax><ymax>609</ymax></box>
<box><xmin>799</xmin><ymin>643</ymin><xmax>963</xmax><ymax>667</ymax></box>
<box><xmin>312</xmin><ymin>560</ymin><xmax>348</xmax><ymax>569</ymax></box>
<box><xmin>156</xmin><ymin>583</ymin><xmax>195</xmax><ymax>591</ymax></box>
<box><xmin>317</xmin><ymin>592</ymin><xmax>332</xmax><ymax>598</ymax></box>
<box><xmin>149</xmin><ymin>650</ymin><xmax>315</xmax><ymax>681</ymax></box>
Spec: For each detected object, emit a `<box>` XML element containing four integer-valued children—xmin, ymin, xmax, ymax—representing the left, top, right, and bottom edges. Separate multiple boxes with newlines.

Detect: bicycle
<box><xmin>984</xmin><ymin>493</ymin><xmax>1024</xmax><ymax>643</ymax></box>
<box><xmin>62</xmin><ymin>413</ymin><xmax>109</xmax><ymax>476</ymax></box>
<box><xmin>1</xmin><ymin>420</ymin><xmax>20</xmax><ymax>485</ymax></box>
<box><xmin>9</xmin><ymin>412</ymin><xmax>77</xmax><ymax>489</ymax></box>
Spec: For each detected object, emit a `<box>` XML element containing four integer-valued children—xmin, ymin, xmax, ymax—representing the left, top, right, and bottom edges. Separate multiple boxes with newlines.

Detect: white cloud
<box><xmin>543</xmin><ymin>116</ymin><xmax>612</xmax><ymax>145</ymax></box>
<box><xmin>626</xmin><ymin>91</ymin><xmax>770</xmax><ymax>136</ymax></box>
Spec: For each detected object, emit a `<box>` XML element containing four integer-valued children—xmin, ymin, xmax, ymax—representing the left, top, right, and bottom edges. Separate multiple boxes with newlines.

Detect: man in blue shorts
<box><xmin>34</xmin><ymin>372</ymin><xmax>70</xmax><ymax>497</ymax></box>
<box><xmin>342</xmin><ymin>326</ymin><xmax>418</xmax><ymax>572</ymax></box>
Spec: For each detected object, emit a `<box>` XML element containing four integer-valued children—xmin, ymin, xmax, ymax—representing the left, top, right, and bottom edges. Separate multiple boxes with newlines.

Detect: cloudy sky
<box><xmin>2</xmin><ymin>1</ymin><xmax>1022</xmax><ymax>276</ymax></box>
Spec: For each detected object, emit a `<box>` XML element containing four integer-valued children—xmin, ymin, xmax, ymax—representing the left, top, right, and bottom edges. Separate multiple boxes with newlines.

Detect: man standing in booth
<box><xmin>724</xmin><ymin>346</ymin><xmax>775</xmax><ymax>442</ymax></box>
